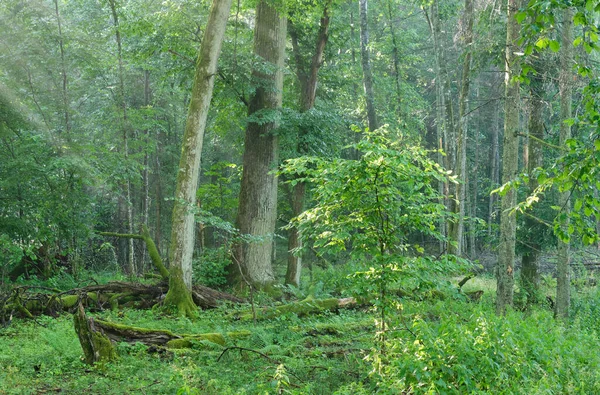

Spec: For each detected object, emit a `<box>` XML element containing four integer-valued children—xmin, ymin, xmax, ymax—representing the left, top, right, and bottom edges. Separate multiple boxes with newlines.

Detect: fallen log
<box><xmin>74</xmin><ymin>303</ymin><xmax>250</xmax><ymax>365</ymax></box>
<box><xmin>1</xmin><ymin>281</ymin><xmax>244</xmax><ymax>321</ymax></box>
<box><xmin>235</xmin><ymin>297</ymin><xmax>357</xmax><ymax>321</ymax></box>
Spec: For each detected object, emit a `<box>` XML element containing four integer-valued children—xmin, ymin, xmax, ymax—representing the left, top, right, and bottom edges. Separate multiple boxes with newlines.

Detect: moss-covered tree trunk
<box><xmin>496</xmin><ymin>0</ymin><xmax>522</xmax><ymax>315</ymax></box>
<box><xmin>74</xmin><ymin>303</ymin><xmax>117</xmax><ymax>365</ymax></box>
<box><xmin>165</xmin><ymin>0</ymin><xmax>233</xmax><ymax>316</ymax></box>
<box><xmin>231</xmin><ymin>0</ymin><xmax>286</xmax><ymax>288</ymax></box>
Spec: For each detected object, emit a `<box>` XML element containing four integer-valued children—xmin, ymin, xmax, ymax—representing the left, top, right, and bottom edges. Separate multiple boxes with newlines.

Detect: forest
<box><xmin>1</xmin><ymin>0</ymin><xmax>600</xmax><ymax>393</ymax></box>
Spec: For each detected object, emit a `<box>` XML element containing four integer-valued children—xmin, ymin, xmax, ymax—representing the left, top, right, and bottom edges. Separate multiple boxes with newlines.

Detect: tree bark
<box><xmin>286</xmin><ymin>7</ymin><xmax>330</xmax><ymax>287</ymax></box>
<box><xmin>231</xmin><ymin>0</ymin><xmax>286</xmax><ymax>288</ymax></box>
<box><xmin>358</xmin><ymin>0</ymin><xmax>378</xmax><ymax>131</ymax></box>
<box><xmin>166</xmin><ymin>0</ymin><xmax>233</xmax><ymax>316</ymax></box>
<box><xmin>448</xmin><ymin>0</ymin><xmax>474</xmax><ymax>256</ymax></box>
<box><xmin>556</xmin><ymin>7</ymin><xmax>573</xmax><ymax>321</ymax></box>
<box><xmin>496</xmin><ymin>0</ymin><xmax>522</xmax><ymax>315</ymax></box>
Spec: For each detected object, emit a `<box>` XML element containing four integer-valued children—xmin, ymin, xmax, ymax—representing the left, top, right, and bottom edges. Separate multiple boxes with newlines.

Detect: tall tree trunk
<box><xmin>108</xmin><ymin>0</ymin><xmax>135</xmax><ymax>276</ymax></box>
<box><xmin>231</xmin><ymin>0</ymin><xmax>286</xmax><ymax>288</ymax></box>
<box><xmin>286</xmin><ymin>7</ymin><xmax>330</xmax><ymax>287</ymax></box>
<box><xmin>448</xmin><ymin>0</ymin><xmax>474</xmax><ymax>256</ymax></box>
<box><xmin>140</xmin><ymin>70</ymin><xmax>151</xmax><ymax>273</ymax></box>
<box><xmin>425</xmin><ymin>1</ymin><xmax>448</xmax><ymax>253</ymax></box>
<box><xmin>556</xmin><ymin>7</ymin><xmax>573</xmax><ymax>320</ymax></box>
<box><xmin>165</xmin><ymin>0</ymin><xmax>233</xmax><ymax>316</ymax></box>
<box><xmin>521</xmin><ymin>79</ymin><xmax>544</xmax><ymax>307</ymax></box>
<box><xmin>154</xmin><ymin>149</ymin><xmax>162</xmax><ymax>251</ymax></box>
<box><xmin>358</xmin><ymin>0</ymin><xmax>378</xmax><ymax>131</ymax></box>
<box><xmin>496</xmin><ymin>0</ymin><xmax>522</xmax><ymax>315</ymax></box>
<box><xmin>469</xmin><ymin>82</ymin><xmax>480</xmax><ymax>258</ymax></box>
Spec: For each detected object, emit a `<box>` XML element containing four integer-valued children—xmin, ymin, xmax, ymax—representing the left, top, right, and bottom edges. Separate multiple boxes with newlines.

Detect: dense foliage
<box><xmin>1</xmin><ymin>0</ymin><xmax>600</xmax><ymax>393</ymax></box>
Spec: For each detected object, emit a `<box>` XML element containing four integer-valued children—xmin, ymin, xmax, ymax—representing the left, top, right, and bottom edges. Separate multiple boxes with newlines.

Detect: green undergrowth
<box><xmin>2</xmin><ymin>280</ymin><xmax>600</xmax><ymax>394</ymax></box>
<box><xmin>0</xmin><ymin>304</ymin><xmax>373</xmax><ymax>394</ymax></box>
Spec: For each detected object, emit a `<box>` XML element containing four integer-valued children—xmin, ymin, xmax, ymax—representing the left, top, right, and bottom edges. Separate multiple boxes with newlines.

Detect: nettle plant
<box><xmin>282</xmin><ymin>127</ymin><xmax>466</xmax><ymax>346</ymax></box>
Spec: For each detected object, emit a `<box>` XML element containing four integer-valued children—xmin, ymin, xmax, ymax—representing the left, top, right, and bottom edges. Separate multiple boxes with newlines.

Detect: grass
<box><xmin>2</xmin><ymin>272</ymin><xmax>600</xmax><ymax>394</ymax></box>
<box><xmin>0</xmin><ymin>300</ymin><xmax>373</xmax><ymax>394</ymax></box>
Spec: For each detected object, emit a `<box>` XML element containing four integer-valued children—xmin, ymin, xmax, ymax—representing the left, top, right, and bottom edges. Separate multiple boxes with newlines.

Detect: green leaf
<box><xmin>516</xmin><ymin>11</ymin><xmax>527</xmax><ymax>23</ymax></box>
<box><xmin>549</xmin><ymin>40</ymin><xmax>560</xmax><ymax>52</ymax></box>
<box><xmin>535</xmin><ymin>37</ymin><xmax>549</xmax><ymax>49</ymax></box>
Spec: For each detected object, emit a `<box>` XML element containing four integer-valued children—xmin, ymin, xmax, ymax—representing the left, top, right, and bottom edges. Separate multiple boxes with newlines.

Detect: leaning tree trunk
<box><xmin>358</xmin><ymin>0</ymin><xmax>378</xmax><ymax>132</ymax></box>
<box><xmin>166</xmin><ymin>0</ymin><xmax>233</xmax><ymax>317</ymax></box>
<box><xmin>231</xmin><ymin>0</ymin><xmax>286</xmax><ymax>288</ymax></box>
<box><xmin>556</xmin><ymin>7</ymin><xmax>573</xmax><ymax>321</ymax></box>
<box><xmin>286</xmin><ymin>7</ymin><xmax>330</xmax><ymax>287</ymax></box>
<box><xmin>448</xmin><ymin>0</ymin><xmax>473</xmax><ymax>256</ymax></box>
<box><xmin>496</xmin><ymin>0</ymin><xmax>522</xmax><ymax>315</ymax></box>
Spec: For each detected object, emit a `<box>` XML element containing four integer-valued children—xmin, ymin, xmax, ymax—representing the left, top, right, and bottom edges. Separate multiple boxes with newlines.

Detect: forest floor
<box><xmin>2</xmin><ymin>273</ymin><xmax>600</xmax><ymax>394</ymax></box>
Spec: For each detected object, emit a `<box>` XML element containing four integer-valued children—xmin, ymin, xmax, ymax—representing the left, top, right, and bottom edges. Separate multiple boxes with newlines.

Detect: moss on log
<box><xmin>73</xmin><ymin>307</ymin><xmax>249</xmax><ymax>363</ymax></box>
<box><xmin>73</xmin><ymin>303</ymin><xmax>117</xmax><ymax>365</ymax></box>
<box><xmin>237</xmin><ymin>297</ymin><xmax>356</xmax><ymax>321</ymax></box>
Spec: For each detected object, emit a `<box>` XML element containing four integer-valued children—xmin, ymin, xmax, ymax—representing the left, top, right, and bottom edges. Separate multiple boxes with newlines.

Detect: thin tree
<box><xmin>496</xmin><ymin>0</ymin><xmax>522</xmax><ymax>315</ymax></box>
<box><xmin>521</xmin><ymin>75</ymin><xmax>544</xmax><ymax>307</ymax></box>
<box><xmin>107</xmin><ymin>0</ymin><xmax>135</xmax><ymax>276</ymax></box>
<box><xmin>488</xmin><ymin>77</ymin><xmax>501</xmax><ymax>238</ymax></box>
<box><xmin>231</xmin><ymin>0</ymin><xmax>287</xmax><ymax>288</ymax></box>
<box><xmin>286</xmin><ymin>5</ymin><xmax>330</xmax><ymax>287</ymax></box>
<box><xmin>358</xmin><ymin>0</ymin><xmax>378</xmax><ymax>131</ymax></box>
<box><xmin>53</xmin><ymin>0</ymin><xmax>70</xmax><ymax>137</ymax></box>
<box><xmin>556</xmin><ymin>7</ymin><xmax>573</xmax><ymax>320</ymax></box>
<box><xmin>448</xmin><ymin>0</ymin><xmax>474</xmax><ymax>256</ymax></box>
<box><xmin>165</xmin><ymin>0</ymin><xmax>233</xmax><ymax>316</ymax></box>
